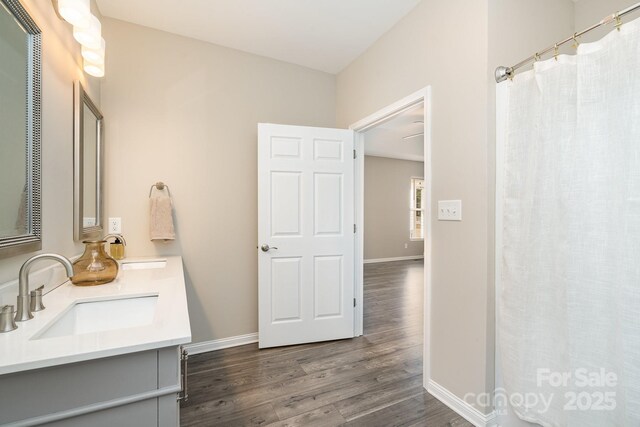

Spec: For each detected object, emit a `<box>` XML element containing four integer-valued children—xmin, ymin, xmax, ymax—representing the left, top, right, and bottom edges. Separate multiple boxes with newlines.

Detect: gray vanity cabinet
<box><xmin>0</xmin><ymin>346</ymin><xmax>185</xmax><ymax>426</ymax></box>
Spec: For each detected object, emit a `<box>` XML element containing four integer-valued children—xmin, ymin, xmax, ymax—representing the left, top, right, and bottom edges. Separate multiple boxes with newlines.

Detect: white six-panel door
<box><xmin>258</xmin><ymin>123</ymin><xmax>355</xmax><ymax>348</ymax></box>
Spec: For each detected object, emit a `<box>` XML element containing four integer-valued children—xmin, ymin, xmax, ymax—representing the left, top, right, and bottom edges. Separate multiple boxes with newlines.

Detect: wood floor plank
<box><xmin>266</xmin><ymin>405</ymin><xmax>346</xmax><ymax>427</ymax></box>
<box><xmin>298</xmin><ymin>339</ymin><xmax>421</xmax><ymax>374</ymax></box>
<box><xmin>345</xmin><ymin>393</ymin><xmax>469</xmax><ymax>427</ymax></box>
<box><xmin>185</xmin><ymin>359</ymin><xmax>308</xmax><ymax>406</ymax></box>
<box><xmin>271</xmin><ymin>360</ymin><xmax>421</xmax><ymax>420</ymax></box>
<box><xmin>183</xmin><ymin>350</ymin><xmax>419</xmax><ymax>418</ymax></box>
<box><xmin>333</xmin><ymin>375</ymin><xmax>425</xmax><ymax>421</ymax></box>
<box><xmin>189</xmin><ymin>341</ymin><xmax>335</xmax><ymax>374</ymax></box>
<box><xmin>181</xmin><ymin>259</ymin><xmax>471</xmax><ymax>427</ymax></box>
<box><xmin>181</xmin><ymin>401</ymin><xmax>279</xmax><ymax>427</ymax></box>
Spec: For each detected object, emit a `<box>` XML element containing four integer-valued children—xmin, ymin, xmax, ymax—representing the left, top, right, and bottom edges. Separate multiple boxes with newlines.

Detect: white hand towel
<box><xmin>150</xmin><ymin>193</ymin><xmax>175</xmax><ymax>241</ymax></box>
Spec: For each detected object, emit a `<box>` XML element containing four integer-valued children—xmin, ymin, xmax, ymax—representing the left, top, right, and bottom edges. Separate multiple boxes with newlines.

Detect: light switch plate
<box><xmin>438</xmin><ymin>200</ymin><xmax>462</xmax><ymax>221</ymax></box>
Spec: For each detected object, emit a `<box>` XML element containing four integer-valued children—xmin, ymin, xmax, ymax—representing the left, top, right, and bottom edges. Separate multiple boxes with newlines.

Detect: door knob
<box><xmin>261</xmin><ymin>244</ymin><xmax>278</xmax><ymax>252</ymax></box>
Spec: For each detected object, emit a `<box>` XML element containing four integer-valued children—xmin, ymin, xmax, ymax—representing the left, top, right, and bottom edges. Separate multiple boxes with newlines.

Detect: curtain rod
<box><xmin>495</xmin><ymin>1</ymin><xmax>640</xmax><ymax>83</ymax></box>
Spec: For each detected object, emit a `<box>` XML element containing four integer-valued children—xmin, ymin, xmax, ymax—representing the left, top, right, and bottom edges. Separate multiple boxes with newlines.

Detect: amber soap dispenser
<box><xmin>105</xmin><ymin>234</ymin><xmax>127</xmax><ymax>260</ymax></box>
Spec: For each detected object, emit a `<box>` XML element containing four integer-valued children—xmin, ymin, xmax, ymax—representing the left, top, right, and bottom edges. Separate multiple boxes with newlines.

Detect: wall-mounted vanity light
<box><xmin>57</xmin><ymin>0</ymin><xmax>90</xmax><ymax>26</ymax></box>
<box><xmin>81</xmin><ymin>37</ymin><xmax>105</xmax><ymax>63</ymax></box>
<box><xmin>54</xmin><ymin>0</ymin><xmax>105</xmax><ymax>77</ymax></box>
<box><xmin>73</xmin><ymin>13</ymin><xmax>100</xmax><ymax>47</ymax></box>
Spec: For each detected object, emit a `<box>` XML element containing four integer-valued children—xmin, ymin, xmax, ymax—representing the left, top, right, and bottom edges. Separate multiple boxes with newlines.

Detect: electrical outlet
<box><xmin>108</xmin><ymin>217</ymin><xmax>122</xmax><ymax>233</ymax></box>
<box><xmin>438</xmin><ymin>200</ymin><xmax>462</xmax><ymax>221</ymax></box>
<box><xmin>404</xmin><ymin>243</ymin><xmax>408</xmax><ymax>249</ymax></box>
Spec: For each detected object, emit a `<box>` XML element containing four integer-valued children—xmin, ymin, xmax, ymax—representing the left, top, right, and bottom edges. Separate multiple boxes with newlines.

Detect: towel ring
<box><xmin>149</xmin><ymin>182</ymin><xmax>171</xmax><ymax>198</ymax></box>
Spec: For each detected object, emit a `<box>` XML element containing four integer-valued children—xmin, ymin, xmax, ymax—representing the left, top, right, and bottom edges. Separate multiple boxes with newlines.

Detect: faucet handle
<box><xmin>0</xmin><ymin>305</ymin><xmax>18</xmax><ymax>333</ymax></box>
<box><xmin>30</xmin><ymin>285</ymin><xmax>45</xmax><ymax>312</ymax></box>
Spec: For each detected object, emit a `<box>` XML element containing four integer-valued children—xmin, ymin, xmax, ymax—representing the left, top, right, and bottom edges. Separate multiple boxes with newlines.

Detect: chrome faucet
<box><xmin>15</xmin><ymin>253</ymin><xmax>74</xmax><ymax>322</ymax></box>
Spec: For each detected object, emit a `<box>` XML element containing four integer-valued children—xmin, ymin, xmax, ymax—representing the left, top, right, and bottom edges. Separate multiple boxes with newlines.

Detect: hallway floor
<box><xmin>180</xmin><ymin>259</ymin><xmax>471</xmax><ymax>426</ymax></box>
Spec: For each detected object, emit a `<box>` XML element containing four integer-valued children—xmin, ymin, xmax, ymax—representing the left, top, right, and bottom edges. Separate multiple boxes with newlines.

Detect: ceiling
<box><xmin>363</xmin><ymin>104</ymin><xmax>424</xmax><ymax>162</ymax></box>
<box><xmin>95</xmin><ymin>0</ymin><xmax>421</xmax><ymax>74</ymax></box>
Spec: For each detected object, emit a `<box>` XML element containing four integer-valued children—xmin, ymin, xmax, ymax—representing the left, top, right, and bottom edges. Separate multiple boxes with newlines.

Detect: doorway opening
<box><xmin>255</xmin><ymin>87</ymin><xmax>432</xmax><ymax>383</ymax></box>
<box><xmin>350</xmin><ymin>87</ymin><xmax>432</xmax><ymax>387</ymax></box>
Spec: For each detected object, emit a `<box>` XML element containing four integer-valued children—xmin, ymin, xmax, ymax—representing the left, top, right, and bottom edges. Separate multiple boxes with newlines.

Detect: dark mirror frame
<box><xmin>0</xmin><ymin>0</ymin><xmax>42</xmax><ymax>258</ymax></box>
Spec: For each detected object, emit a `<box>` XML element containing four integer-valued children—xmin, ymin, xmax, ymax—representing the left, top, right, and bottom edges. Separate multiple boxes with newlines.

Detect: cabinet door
<box><xmin>158</xmin><ymin>346</ymin><xmax>181</xmax><ymax>426</ymax></box>
<box><xmin>0</xmin><ymin>351</ymin><xmax>157</xmax><ymax>424</ymax></box>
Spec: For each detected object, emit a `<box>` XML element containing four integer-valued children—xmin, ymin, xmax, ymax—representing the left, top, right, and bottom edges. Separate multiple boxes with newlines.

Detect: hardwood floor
<box><xmin>180</xmin><ymin>260</ymin><xmax>471</xmax><ymax>426</ymax></box>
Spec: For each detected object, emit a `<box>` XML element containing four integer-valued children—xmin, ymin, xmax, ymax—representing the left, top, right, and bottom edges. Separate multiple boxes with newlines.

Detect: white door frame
<box><xmin>349</xmin><ymin>86</ymin><xmax>433</xmax><ymax>386</ymax></box>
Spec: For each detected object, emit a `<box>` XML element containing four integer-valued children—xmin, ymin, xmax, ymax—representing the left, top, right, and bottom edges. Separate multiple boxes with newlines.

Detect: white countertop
<box><xmin>0</xmin><ymin>256</ymin><xmax>191</xmax><ymax>375</ymax></box>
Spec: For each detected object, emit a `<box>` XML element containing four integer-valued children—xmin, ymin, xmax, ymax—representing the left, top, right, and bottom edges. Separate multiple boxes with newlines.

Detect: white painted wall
<box><xmin>0</xmin><ymin>1</ymin><xmax>101</xmax><ymax>284</ymax></box>
<box><xmin>574</xmin><ymin>0</ymin><xmax>639</xmax><ymax>43</ymax></box>
<box><xmin>100</xmin><ymin>18</ymin><xmax>336</xmax><ymax>343</ymax></box>
<box><xmin>337</xmin><ymin>0</ymin><xmax>493</xmax><ymax>412</ymax></box>
<box><xmin>364</xmin><ymin>156</ymin><xmax>424</xmax><ymax>260</ymax></box>
<box><xmin>337</xmin><ymin>0</ymin><xmax>580</xmax><ymax>417</ymax></box>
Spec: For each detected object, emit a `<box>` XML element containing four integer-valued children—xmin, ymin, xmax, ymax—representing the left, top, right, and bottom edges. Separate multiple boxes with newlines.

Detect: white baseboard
<box><xmin>363</xmin><ymin>255</ymin><xmax>424</xmax><ymax>264</ymax></box>
<box><xmin>427</xmin><ymin>380</ymin><xmax>497</xmax><ymax>427</ymax></box>
<box><xmin>184</xmin><ymin>332</ymin><xmax>258</xmax><ymax>355</ymax></box>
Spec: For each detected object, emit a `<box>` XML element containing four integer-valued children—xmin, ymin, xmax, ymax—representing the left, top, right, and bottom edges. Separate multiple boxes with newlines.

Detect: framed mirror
<box><xmin>73</xmin><ymin>81</ymin><xmax>104</xmax><ymax>241</ymax></box>
<box><xmin>0</xmin><ymin>0</ymin><xmax>42</xmax><ymax>258</ymax></box>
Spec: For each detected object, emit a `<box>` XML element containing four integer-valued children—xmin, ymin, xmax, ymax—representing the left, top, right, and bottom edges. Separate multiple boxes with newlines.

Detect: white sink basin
<box><xmin>120</xmin><ymin>260</ymin><xmax>167</xmax><ymax>271</ymax></box>
<box><xmin>32</xmin><ymin>295</ymin><xmax>159</xmax><ymax>340</ymax></box>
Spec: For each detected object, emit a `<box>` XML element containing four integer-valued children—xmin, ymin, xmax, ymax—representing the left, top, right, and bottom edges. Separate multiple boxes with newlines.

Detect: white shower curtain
<box><xmin>498</xmin><ymin>17</ymin><xmax>640</xmax><ymax>427</ymax></box>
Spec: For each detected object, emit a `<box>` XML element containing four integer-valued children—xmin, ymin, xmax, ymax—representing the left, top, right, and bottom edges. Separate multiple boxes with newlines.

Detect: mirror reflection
<box><xmin>0</xmin><ymin>0</ymin><xmax>41</xmax><ymax>258</ymax></box>
<box><xmin>0</xmin><ymin>3</ymin><xmax>28</xmax><ymax>239</ymax></box>
<box><xmin>83</xmin><ymin>104</ymin><xmax>98</xmax><ymax>227</ymax></box>
<box><xmin>74</xmin><ymin>81</ymin><xmax>104</xmax><ymax>240</ymax></box>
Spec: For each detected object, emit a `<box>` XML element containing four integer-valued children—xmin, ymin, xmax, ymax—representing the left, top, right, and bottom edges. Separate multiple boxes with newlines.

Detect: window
<box><xmin>410</xmin><ymin>178</ymin><xmax>425</xmax><ymax>240</ymax></box>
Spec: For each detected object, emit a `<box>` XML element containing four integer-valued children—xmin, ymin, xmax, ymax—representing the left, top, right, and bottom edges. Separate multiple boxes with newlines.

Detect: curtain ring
<box><xmin>572</xmin><ymin>33</ymin><xmax>580</xmax><ymax>49</ymax></box>
<box><xmin>615</xmin><ymin>13</ymin><xmax>623</xmax><ymax>31</ymax></box>
<box><xmin>554</xmin><ymin>44</ymin><xmax>559</xmax><ymax>61</ymax></box>
<box><xmin>534</xmin><ymin>52</ymin><xmax>541</xmax><ymax>62</ymax></box>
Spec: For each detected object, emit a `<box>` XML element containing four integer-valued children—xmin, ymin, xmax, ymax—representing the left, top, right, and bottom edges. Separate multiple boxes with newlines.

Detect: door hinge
<box><xmin>353</xmin><ymin>224</ymin><xmax>356</xmax><ymax>234</ymax></box>
<box><xmin>353</xmin><ymin>298</ymin><xmax>357</xmax><ymax>307</ymax></box>
<box><xmin>353</xmin><ymin>149</ymin><xmax>357</xmax><ymax>159</ymax></box>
